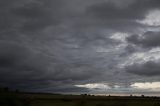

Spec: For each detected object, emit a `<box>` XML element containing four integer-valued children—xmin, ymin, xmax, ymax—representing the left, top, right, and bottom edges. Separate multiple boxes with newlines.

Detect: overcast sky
<box><xmin>1</xmin><ymin>0</ymin><xmax>160</xmax><ymax>95</ymax></box>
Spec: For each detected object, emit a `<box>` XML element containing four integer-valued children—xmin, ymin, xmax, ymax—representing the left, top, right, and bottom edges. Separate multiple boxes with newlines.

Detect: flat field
<box><xmin>1</xmin><ymin>91</ymin><xmax>160</xmax><ymax>106</ymax></box>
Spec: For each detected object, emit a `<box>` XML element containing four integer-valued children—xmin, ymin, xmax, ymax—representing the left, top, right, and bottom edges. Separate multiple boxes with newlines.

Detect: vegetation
<box><xmin>1</xmin><ymin>88</ymin><xmax>160</xmax><ymax>106</ymax></box>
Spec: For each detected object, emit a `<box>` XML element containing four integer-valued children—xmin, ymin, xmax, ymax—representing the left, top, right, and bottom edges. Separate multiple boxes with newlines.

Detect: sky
<box><xmin>1</xmin><ymin>0</ymin><xmax>160</xmax><ymax>95</ymax></box>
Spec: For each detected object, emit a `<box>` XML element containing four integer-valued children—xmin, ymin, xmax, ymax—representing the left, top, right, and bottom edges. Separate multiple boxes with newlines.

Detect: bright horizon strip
<box><xmin>131</xmin><ymin>82</ymin><xmax>160</xmax><ymax>91</ymax></box>
<box><xmin>75</xmin><ymin>82</ymin><xmax>160</xmax><ymax>92</ymax></box>
<box><xmin>75</xmin><ymin>83</ymin><xmax>111</xmax><ymax>89</ymax></box>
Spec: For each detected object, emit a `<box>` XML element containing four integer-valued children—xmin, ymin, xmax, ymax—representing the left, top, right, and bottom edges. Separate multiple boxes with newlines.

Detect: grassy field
<box><xmin>1</xmin><ymin>90</ymin><xmax>160</xmax><ymax>106</ymax></box>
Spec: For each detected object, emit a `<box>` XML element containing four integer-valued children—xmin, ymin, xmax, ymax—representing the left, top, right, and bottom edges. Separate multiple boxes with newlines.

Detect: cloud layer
<box><xmin>1</xmin><ymin>0</ymin><xmax>160</xmax><ymax>94</ymax></box>
<box><xmin>127</xmin><ymin>31</ymin><xmax>160</xmax><ymax>47</ymax></box>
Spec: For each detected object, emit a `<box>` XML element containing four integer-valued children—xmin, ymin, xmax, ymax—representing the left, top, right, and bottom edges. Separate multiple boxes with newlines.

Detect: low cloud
<box><xmin>127</xmin><ymin>31</ymin><xmax>160</xmax><ymax>48</ymax></box>
<box><xmin>125</xmin><ymin>61</ymin><xmax>160</xmax><ymax>76</ymax></box>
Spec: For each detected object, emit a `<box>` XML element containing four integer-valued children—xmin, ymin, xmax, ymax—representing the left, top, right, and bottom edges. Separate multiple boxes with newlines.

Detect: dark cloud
<box><xmin>0</xmin><ymin>0</ymin><xmax>74</xmax><ymax>35</ymax></box>
<box><xmin>127</xmin><ymin>31</ymin><xmax>160</xmax><ymax>48</ymax></box>
<box><xmin>86</xmin><ymin>1</ymin><xmax>145</xmax><ymax>20</ymax></box>
<box><xmin>125</xmin><ymin>61</ymin><xmax>160</xmax><ymax>76</ymax></box>
<box><xmin>84</xmin><ymin>0</ymin><xmax>160</xmax><ymax>32</ymax></box>
<box><xmin>0</xmin><ymin>42</ymin><xmax>49</xmax><ymax>88</ymax></box>
<box><xmin>119</xmin><ymin>44</ymin><xmax>137</xmax><ymax>57</ymax></box>
<box><xmin>0</xmin><ymin>41</ymin><xmax>102</xmax><ymax>92</ymax></box>
<box><xmin>1</xmin><ymin>0</ymin><xmax>160</xmax><ymax>93</ymax></box>
<box><xmin>86</xmin><ymin>0</ymin><xmax>160</xmax><ymax>20</ymax></box>
<box><xmin>35</xmin><ymin>85</ymin><xmax>90</xmax><ymax>93</ymax></box>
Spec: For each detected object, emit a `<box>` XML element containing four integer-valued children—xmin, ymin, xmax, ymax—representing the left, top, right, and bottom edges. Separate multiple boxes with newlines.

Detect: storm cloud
<box><xmin>127</xmin><ymin>31</ymin><xmax>160</xmax><ymax>48</ymax></box>
<box><xmin>125</xmin><ymin>61</ymin><xmax>160</xmax><ymax>76</ymax></box>
<box><xmin>1</xmin><ymin>0</ymin><xmax>160</xmax><ymax>94</ymax></box>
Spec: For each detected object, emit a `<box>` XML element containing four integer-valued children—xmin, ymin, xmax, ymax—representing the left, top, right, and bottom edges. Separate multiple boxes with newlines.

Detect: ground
<box><xmin>0</xmin><ymin>90</ymin><xmax>160</xmax><ymax>106</ymax></box>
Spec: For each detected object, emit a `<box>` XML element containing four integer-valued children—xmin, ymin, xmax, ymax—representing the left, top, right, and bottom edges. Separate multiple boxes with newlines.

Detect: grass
<box><xmin>1</xmin><ymin>90</ymin><xmax>160</xmax><ymax>106</ymax></box>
